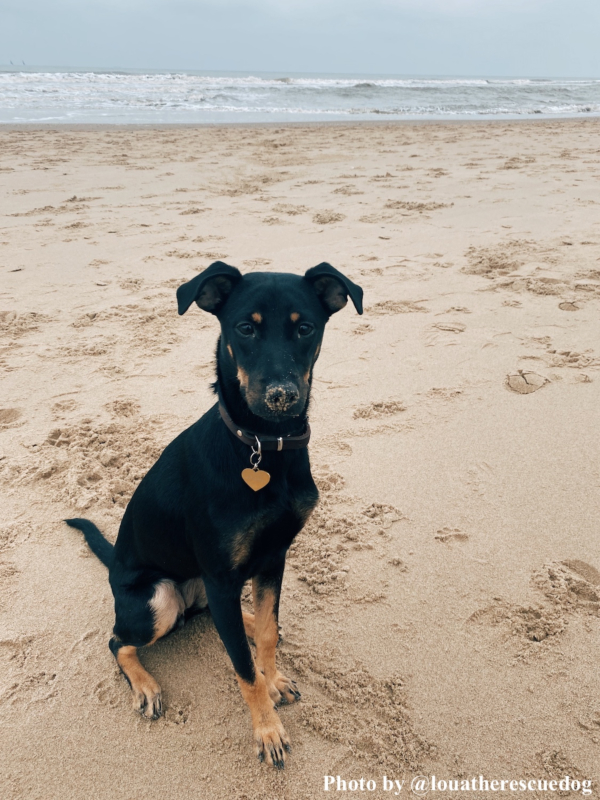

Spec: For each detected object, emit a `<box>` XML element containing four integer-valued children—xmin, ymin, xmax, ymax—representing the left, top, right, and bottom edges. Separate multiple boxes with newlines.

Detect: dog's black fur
<box><xmin>66</xmin><ymin>261</ymin><xmax>363</xmax><ymax>768</ymax></box>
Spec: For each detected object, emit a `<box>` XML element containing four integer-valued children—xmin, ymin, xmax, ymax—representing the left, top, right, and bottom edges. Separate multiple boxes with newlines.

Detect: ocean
<box><xmin>1</xmin><ymin>68</ymin><xmax>599</xmax><ymax>124</ymax></box>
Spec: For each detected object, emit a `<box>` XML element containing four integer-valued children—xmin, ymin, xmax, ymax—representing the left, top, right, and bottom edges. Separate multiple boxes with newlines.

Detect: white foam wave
<box><xmin>1</xmin><ymin>69</ymin><xmax>600</xmax><ymax>123</ymax></box>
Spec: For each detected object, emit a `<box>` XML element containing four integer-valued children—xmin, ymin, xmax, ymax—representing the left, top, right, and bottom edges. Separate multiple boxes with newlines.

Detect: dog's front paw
<box><xmin>267</xmin><ymin>671</ymin><xmax>301</xmax><ymax>705</ymax></box>
<box><xmin>254</xmin><ymin>718</ymin><xmax>291</xmax><ymax>769</ymax></box>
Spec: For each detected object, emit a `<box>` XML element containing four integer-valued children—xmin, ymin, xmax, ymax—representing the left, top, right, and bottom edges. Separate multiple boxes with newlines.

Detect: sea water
<box><xmin>1</xmin><ymin>67</ymin><xmax>599</xmax><ymax>124</ymax></box>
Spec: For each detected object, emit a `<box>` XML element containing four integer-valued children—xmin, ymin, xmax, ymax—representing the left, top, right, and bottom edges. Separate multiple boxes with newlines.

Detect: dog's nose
<box><xmin>265</xmin><ymin>382</ymin><xmax>300</xmax><ymax>412</ymax></box>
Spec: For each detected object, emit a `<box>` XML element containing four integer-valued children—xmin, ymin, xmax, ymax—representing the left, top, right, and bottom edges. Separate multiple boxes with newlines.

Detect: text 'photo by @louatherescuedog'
<box><xmin>66</xmin><ymin>261</ymin><xmax>363</xmax><ymax>769</ymax></box>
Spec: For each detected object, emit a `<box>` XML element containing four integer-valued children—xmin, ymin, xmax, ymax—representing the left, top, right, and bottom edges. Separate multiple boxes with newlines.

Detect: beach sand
<box><xmin>1</xmin><ymin>120</ymin><xmax>600</xmax><ymax>799</ymax></box>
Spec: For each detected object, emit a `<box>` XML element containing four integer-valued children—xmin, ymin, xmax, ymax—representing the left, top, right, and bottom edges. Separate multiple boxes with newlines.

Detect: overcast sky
<box><xmin>1</xmin><ymin>0</ymin><xmax>599</xmax><ymax>77</ymax></box>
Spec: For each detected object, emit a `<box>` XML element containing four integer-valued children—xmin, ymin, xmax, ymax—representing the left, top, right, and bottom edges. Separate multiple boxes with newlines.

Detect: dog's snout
<box><xmin>265</xmin><ymin>382</ymin><xmax>300</xmax><ymax>412</ymax></box>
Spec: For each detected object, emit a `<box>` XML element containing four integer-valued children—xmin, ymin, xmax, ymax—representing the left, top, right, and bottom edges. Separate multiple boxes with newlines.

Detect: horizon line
<box><xmin>1</xmin><ymin>65</ymin><xmax>599</xmax><ymax>82</ymax></box>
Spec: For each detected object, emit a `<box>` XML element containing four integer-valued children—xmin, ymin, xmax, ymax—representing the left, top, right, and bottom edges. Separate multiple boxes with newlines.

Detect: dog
<box><xmin>66</xmin><ymin>261</ymin><xmax>363</xmax><ymax>768</ymax></box>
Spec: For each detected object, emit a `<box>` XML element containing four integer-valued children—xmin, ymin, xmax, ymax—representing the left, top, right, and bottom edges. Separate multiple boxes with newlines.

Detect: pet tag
<box><xmin>241</xmin><ymin>468</ymin><xmax>271</xmax><ymax>491</ymax></box>
<box><xmin>242</xmin><ymin>436</ymin><xmax>270</xmax><ymax>491</ymax></box>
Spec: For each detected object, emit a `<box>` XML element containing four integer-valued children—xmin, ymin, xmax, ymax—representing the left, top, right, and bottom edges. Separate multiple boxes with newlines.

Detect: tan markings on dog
<box><xmin>231</xmin><ymin>527</ymin><xmax>256</xmax><ymax>568</ymax></box>
<box><xmin>236</xmin><ymin>364</ymin><xmax>263</xmax><ymax>406</ymax></box>
<box><xmin>179</xmin><ymin>577</ymin><xmax>207</xmax><ymax>611</ymax></box>
<box><xmin>231</xmin><ymin>532</ymin><xmax>251</xmax><ymax>568</ymax></box>
<box><xmin>252</xmin><ymin>312</ymin><xmax>262</xmax><ymax>324</ymax></box>
<box><xmin>290</xmin><ymin>312</ymin><xmax>300</xmax><ymax>322</ymax></box>
<box><xmin>116</xmin><ymin>646</ymin><xmax>162</xmax><ymax>718</ymax></box>
<box><xmin>253</xmin><ymin>586</ymin><xmax>279</xmax><ymax>676</ymax></box>
<box><xmin>314</xmin><ymin>343</ymin><xmax>321</xmax><ymax>360</ymax></box>
<box><xmin>237</xmin><ymin>366</ymin><xmax>250</xmax><ymax>389</ymax></box>
<box><xmin>303</xmin><ymin>369</ymin><xmax>311</xmax><ymax>385</ymax></box>
<box><xmin>243</xmin><ymin>611</ymin><xmax>256</xmax><ymax>640</ymax></box>
<box><xmin>148</xmin><ymin>580</ymin><xmax>185</xmax><ymax>643</ymax></box>
<box><xmin>237</xmin><ymin>672</ymin><xmax>276</xmax><ymax>723</ymax></box>
<box><xmin>231</xmin><ymin>513</ymin><xmax>274</xmax><ymax>569</ymax></box>
<box><xmin>253</xmin><ymin>581</ymin><xmax>300</xmax><ymax>707</ymax></box>
<box><xmin>227</xmin><ymin>344</ymin><xmax>233</xmax><ymax>358</ymax></box>
<box><xmin>237</xmin><ymin>672</ymin><xmax>290</xmax><ymax>766</ymax></box>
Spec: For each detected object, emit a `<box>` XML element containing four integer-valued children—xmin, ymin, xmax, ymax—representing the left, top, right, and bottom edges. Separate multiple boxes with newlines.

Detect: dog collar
<box><xmin>218</xmin><ymin>402</ymin><xmax>311</xmax><ymax>451</ymax></box>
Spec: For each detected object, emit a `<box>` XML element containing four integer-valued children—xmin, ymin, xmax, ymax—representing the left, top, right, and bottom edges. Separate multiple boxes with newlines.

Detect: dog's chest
<box><xmin>230</xmin><ymin>486</ymin><xmax>317</xmax><ymax>570</ymax></box>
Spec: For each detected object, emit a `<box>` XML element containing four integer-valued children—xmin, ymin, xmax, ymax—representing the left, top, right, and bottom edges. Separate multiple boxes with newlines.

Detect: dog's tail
<box><xmin>65</xmin><ymin>518</ymin><xmax>114</xmax><ymax>567</ymax></box>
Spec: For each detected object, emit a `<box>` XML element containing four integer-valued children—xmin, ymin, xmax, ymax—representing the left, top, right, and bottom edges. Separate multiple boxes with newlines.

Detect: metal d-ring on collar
<box><xmin>250</xmin><ymin>436</ymin><xmax>262</xmax><ymax>468</ymax></box>
<box><xmin>218</xmin><ymin>402</ymin><xmax>311</xmax><ymax>452</ymax></box>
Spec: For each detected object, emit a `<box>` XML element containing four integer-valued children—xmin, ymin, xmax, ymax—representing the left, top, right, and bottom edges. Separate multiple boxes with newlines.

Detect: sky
<box><xmin>1</xmin><ymin>0</ymin><xmax>599</xmax><ymax>78</ymax></box>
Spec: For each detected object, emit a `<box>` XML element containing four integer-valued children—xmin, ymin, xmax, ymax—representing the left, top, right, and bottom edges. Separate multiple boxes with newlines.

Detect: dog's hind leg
<box><xmin>242</xmin><ymin>611</ymin><xmax>256</xmax><ymax>640</ymax></box>
<box><xmin>109</xmin><ymin>641</ymin><xmax>163</xmax><ymax>719</ymax></box>
<box><xmin>242</xmin><ymin>611</ymin><xmax>284</xmax><ymax>645</ymax></box>
<box><xmin>110</xmin><ymin>578</ymin><xmax>184</xmax><ymax>720</ymax></box>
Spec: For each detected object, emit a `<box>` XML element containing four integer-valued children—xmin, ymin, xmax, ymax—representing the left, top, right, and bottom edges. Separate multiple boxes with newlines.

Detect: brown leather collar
<box><xmin>219</xmin><ymin>402</ymin><xmax>311</xmax><ymax>451</ymax></box>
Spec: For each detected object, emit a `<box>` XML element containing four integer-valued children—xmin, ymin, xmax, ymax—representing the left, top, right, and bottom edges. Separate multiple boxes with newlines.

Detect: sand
<box><xmin>1</xmin><ymin>120</ymin><xmax>599</xmax><ymax>799</ymax></box>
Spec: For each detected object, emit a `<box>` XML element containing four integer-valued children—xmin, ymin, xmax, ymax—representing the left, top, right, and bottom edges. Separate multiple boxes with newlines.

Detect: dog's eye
<box><xmin>236</xmin><ymin>322</ymin><xmax>254</xmax><ymax>337</ymax></box>
<box><xmin>298</xmin><ymin>323</ymin><xmax>314</xmax><ymax>337</ymax></box>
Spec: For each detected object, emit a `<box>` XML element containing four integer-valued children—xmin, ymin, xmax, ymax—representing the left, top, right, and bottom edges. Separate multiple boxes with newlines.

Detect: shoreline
<box><xmin>2</xmin><ymin>115</ymin><xmax>600</xmax><ymax>131</ymax></box>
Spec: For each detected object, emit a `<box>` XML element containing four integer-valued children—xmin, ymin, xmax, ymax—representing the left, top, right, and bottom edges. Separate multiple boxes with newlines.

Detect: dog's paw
<box><xmin>132</xmin><ymin>679</ymin><xmax>162</xmax><ymax>720</ymax></box>
<box><xmin>267</xmin><ymin>671</ymin><xmax>301</xmax><ymax>705</ymax></box>
<box><xmin>254</xmin><ymin>719</ymin><xmax>291</xmax><ymax>769</ymax></box>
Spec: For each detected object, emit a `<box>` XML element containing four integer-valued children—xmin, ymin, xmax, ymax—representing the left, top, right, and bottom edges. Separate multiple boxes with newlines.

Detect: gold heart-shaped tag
<box><xmin>241</xmin><ymin>468</ymin><xmax>271</xmax><ymax>492</ymax></box>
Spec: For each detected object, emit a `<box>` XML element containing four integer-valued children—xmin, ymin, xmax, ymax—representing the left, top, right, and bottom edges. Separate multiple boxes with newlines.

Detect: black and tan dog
<box><xmin>66</xmin><ymin>261</ymin><xmax>363</xmax><ymax>768</ymax></box>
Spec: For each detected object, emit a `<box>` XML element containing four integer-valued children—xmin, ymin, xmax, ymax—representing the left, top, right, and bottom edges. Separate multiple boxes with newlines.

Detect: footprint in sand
<box><xmin>442</xmin><ymin>306</ymin><xmax>471</xmax><ymax>314</ymax></box>
<box><xmin>537</xmin><ymin>751</ymin><xmax>588</xmax><ymax>788</ymax></box>
<box><xmin>468</xmin><ymin>600</ymin><xmax>566</xmax><ymax>643</ymax></box>
<box><xmin>370</xmin><ymin>300</ymin><xmax>428</xmax><ymax>315</ymax></box>
<box><xmin>313</xmin><ymin>210</ymin><xmax>345</xmax><ymax>224</ymax></box>
<box><xmin>435</xmin><ymin>527</ymin><xmax>469</xmax><ymax>543</ymax></box>
<box><xmin>272</xmin><ymin>203</ymin><xmax>308</xmax><ymax>216</ymax></box>
<box><xmin>353</xmin><ymin>400</ymin><xmax>406</xmax><ymax>419</ymax></box>
<box><xmin>242</xmin><ymin>258</ymin><xmax>272</xmax><ymax>267</ymax></box>
<box><xmin>105</xmin><ymin>399</ymin><xmax>140</xmax><ymax>418</ymax></box>
<box><xmin>533</xmin><ymin>560</ymin><xmax>600</xmax><ymax>610</ymax></box>
<box><xmin>506</xmin><ymin>371</ymin><xmax>548</xmax><ymax>394</ymax></box>
<box><xmin>424</xmin><ymin>321</ymin><xmax>465</xmax><ymax>347</ymax></box>
<box><xmin>0</xmin><ymin>408</ymin><xmax>22</xmax><ymax>428</ymax></box>
<box><xmin>562</xmin><ymin>559</ymin><xmax>600</xmax><ymax>586</ymax></box>
<box><xmin>0</xmin><ymin>311</ymin><xmax>50</xmax><ymax>339</ymax></box>
<box><xmin>352</xmin><ymin>323</ymin><xmax>373</xmax><ymax>335</ymax></box>
<box><xmin>480</xmin><ymin>560</ymin><xmax>600</xmax><ymax>652</ymax></box>
<box><xmin>432</xmin><ymin>322</ymin><xmax>466</xmax><ymax>333</ymax></box>
<box><xmin>119</xmin><ymin>277</ymin><xmax>144</xmax><ymax>292</ymax></box>
<box><xmin>193</xmin><ymin>362</ymin><xmax>215</xmax><ymax>381</ymax></box>
<box><xmin>577</xmin><ymin>710</ymin><xmax>600</xmax><ymax>743</ymax></box>
<box><xmin>52</xmin><ymin>399</ymin><xmax>78</xmax><ymax>418</ymax></box>
<box><xmin>558</xmin><ymin>301</ymin><xmax>579</xmax><ymax>311</ymax></box>
<box><xmin>94</xmin><ymin>677</ymin><xmax>122</xmax><ymax>709</ymax></box>
<box><xmin>0</xmin><ymin>653</ymin><xmax>59</xmax><ymax>707</ymax></box>
<box><xmin>165</xmin><ymin>692</ymin><xmax>194</xmax><ymax>726</ymax></box>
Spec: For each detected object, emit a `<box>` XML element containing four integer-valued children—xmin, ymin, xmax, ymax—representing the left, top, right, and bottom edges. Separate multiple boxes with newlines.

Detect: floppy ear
<box><xmin>304</xmin><ymin>262</ymin><xmax>363</xmax><ymax>316</ymax></box>
<box><xmin>177</xmin><ymin>261</ymin><xmax>242</xmax><ymax>315</ymax></box>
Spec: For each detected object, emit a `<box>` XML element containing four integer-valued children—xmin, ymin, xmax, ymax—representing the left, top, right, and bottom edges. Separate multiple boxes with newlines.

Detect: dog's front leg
<box><xmin>204</xmin><ymin>579</ymin><xmax>290</xmax><ymax>768</ymax></box>
<box><xmin>253</xmin><ymin>562</ymin><xmax>301</xmax><ymax>706</ymax></box>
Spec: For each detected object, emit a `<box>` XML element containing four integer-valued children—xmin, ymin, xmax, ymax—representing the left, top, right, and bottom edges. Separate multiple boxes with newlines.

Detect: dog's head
<box><xmin>177</xmin><ymin>262</ymin><xmax>363</xmax><ymax>420</ymax></box>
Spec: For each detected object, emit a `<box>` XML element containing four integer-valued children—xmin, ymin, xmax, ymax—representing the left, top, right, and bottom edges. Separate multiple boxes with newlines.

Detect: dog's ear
<box><xmin>304</xmin><ymin>262</ymin><xmax>363</xmax><ymax>316</ymax></box>
<box><xmin>177</xmin><ymin>262</ymin><xmax>242</xmax><ymax>315</ymax></box>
